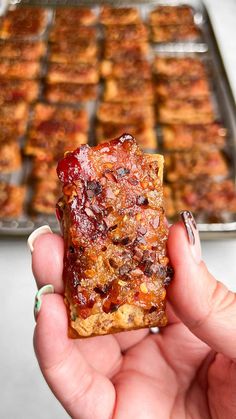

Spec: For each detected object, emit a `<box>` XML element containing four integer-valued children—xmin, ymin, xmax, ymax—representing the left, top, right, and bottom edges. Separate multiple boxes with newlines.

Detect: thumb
<box><xmin>168</xmin><ymin>211</ymin><xmax>236</xmax><ymax>360</ymax></box>
<box><xmin>34</xmin><ymin>294</ymin><xmax>115</xmax><ymax>419</ymax></box>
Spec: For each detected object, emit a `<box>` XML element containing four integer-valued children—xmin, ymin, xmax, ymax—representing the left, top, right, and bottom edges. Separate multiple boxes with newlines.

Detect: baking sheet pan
<box><xmin>0</xmin><ymin>0</ymin><xmax>236</xmax><ymax>239</ymax></box>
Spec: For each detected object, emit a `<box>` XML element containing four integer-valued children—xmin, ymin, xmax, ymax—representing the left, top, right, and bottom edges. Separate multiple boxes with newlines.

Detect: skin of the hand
<box><xmin>31</xmin><ymin>221</ymin><xmax>236</xmax><ymax>419</ymax></box>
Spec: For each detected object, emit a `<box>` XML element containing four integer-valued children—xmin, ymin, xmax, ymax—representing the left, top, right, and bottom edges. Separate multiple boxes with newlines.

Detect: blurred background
<box><xmin>0</xmin><ymin>0</ymin><xmax>236</xmax><ymax>418</ymax></box>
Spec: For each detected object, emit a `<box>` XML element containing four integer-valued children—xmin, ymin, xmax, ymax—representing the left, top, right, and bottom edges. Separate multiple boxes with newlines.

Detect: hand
<box><xmin>30</xmin><ymin>216</ymin><xmax>236</xmax><ymax>419</ymax></box>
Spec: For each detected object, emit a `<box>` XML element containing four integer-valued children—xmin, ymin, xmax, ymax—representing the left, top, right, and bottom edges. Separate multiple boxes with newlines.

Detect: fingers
<box><xmin>115</xmin><ymin>329</ymin><xmax>149</xmax><ymax>352</ymax></box>
<box><xmin>168</xmin><ymin>216</ymin><xmax>236</xmax><ymax>360</ymax></box>
<box><xmin>76</xmin><ymin>336</ymin><xmax>122</xmax><ymax>378</ymax></box>
<box><xmin>34</xmin><ymin>293</ymin><xmax>71</xmax><ymax>369</ymax></box>
<box><xmin>31</xmin><ymin>230</ymin><xmax>64</xmax><ymax>294</ymax></box>
<box><xmin>34</xmin><ymin>293</ymin><xmax>115</xmax><ymax>419</ymax></box>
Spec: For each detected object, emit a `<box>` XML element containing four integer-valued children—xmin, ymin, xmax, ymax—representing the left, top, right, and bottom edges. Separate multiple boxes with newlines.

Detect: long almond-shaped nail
<box><xmin>27</xmin><ymin>225</ymin><xmax>52</xmax><ymax>253</ymax></box>
<box><xmin>180</xmin><ymin>211</ymin><xmax>202</xmax><ymax>264</ymax></box>
<box><xmin>34</xmin><ymin>284</ymin><xmax>54</xmax><ymax>321</ymax></box>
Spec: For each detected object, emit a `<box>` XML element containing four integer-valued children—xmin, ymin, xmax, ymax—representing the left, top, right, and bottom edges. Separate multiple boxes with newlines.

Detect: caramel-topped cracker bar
<box><xmin>153</xmin><ymin>56</ymin><xmax>206</xmax><ymax>79</ymax></box>
<box><xmin>47</xmin><ymin>62</ymin><xmax>99</xmax><ymax>84</ymax></box>
<box><xmin>162</xmin><ymin>123</ymin><xmax>227</xmax><ymax>151</ymax></box>
<box><xmin>158</xmin><ymin>97</ymin><xmax>215</xmax><ymax>124</ymax></box>
<box><xmin>49</xmin><ymin>26</ymin><xmax>97</xmax><ymax>43</ymax></box>
<box><xmin>149</xmin><ymin>6</ymin><xmax>194</xmax><ymax>26</ymax></box>
<box><xmin>104</xmin><ymin>40</ymin><xmax>149</xmax><ymax>60</ymax></box>
<box><xmin>54</xmin><ymin>7</ymin><xmax>97</xmax><ymax>27</ymax></box>
<box><xmin>165</xmin><ymin>150</ymin><xmax>228</xmax><ymax>182</ymax></box>
<box><xmin>104</xmin><ymin>23</ymin><xmax>148</xmax><ymax>43</ymax></box>
<box><xmin>97</xmin><ymin>102</ymin><xmax>155</xmax><ymax>126</ymax></box>
<box><xmin>31</xmin><ymin>156</ymin><xmax>58</xmax><ymax>181</ymax></box>
<box><xmin>155</xmin><ymin>77</ymin><xmax>211</xmax><ymax>100</ymax></box>
<box><xmin>172</xmin><ymin>179</ymin><xmax>236</xmax><ymax>220</ymax></box>
<box><xmin>103</xmin><ymin>78</ymin><xmax>154</xmax><ymax>104</ymax></box>
<box><xmin>45</xmin><ymin>83</ymin><xmax>97</xmax><ymax>105</ymax></box>
<box><xmin>100</xmin><ymin>7</ymin><xmax>141</xmax><ymax>25</ymax></box>
<box><xmin>101</xmin><ymin>59</ymin><xmax>151</xmax><ymax>79</ymax></box>
<box><xmin>0</xmin><ymin>182</ymin><xmax>26</xmax><ymax>218</ymax></box>
<box><xmin>163</xmin><ymin>185</ymin><xmax>176</xmax><ymax>219</ymax></box>
<box><xmin>0</xmin><ymin>102</ymin><xmax>29</xmax><ymax>123</ymax></box>
<box><xmin>0</xmin><ymin>59</ymin><xmax>40</xmax><ymax>79</ymax></box>
<box><xmin>25</xmin><ymin>103</ymin><xmax>88</xmax><ymax>158</ymax></box>
<box><xmin>0</xmin><ymin>124</ymin><xmax>24</xmax><ymax>142</ymax></box>
<box><xmin>0</xmin><ymin>7</ymin><xmax>48</xmax><ymax>39</ymax></box>
<box><xmin>32</xmin><ymin>179</ymin><xmax>61</xmax><ymax>214</ymax></box>
<box><xmin>151</xmin><ymin>24</ymin><xmax>201</xmax><ymax>43</ymax></box>
<box><xmin>50</xmin><ymin>39</ymin><xmax>98</xmax><ymax>63</ymax></box>
<box><xmin>56</xmin><ymin>134</ymin><xmax>171</xmax><ymax>337</ymax></box>
<box><xmin>0</xmin><ymin>79</ymin><xmax>39</xmax><ymax>104</ymax></box>
<box><xmin>0</xmin><ymin>142</ymin><xmax>22</xmax><ymax>173</ymax></box>
<box><xmin>96</xmin><ymin>122</ymin><xmax>157</xmax><ymax>150</ymax></box>
<box><xmin>0</xmin><ymin>40</ymin><xmax>46</xmax><ymax>61</ymax></box>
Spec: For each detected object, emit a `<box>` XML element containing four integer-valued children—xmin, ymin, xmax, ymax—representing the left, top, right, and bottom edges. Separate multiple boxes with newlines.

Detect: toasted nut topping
<box><xmin>85</xmin><ymin>269</ymin><xmax>96</xmax><ymax>278</ymax></box>
<box><xmin>104</xmin><ymin>162</ymin><xmax>113</xmax><ymax>169</ymax></box>
<box><xmin>140</xmin><ymin>181</ymin><xmax>148</xmax><ymax>188</ymax></box>
<box><xmin>140</xmin><ymin>282</ymin><xmax>148</xmax><ymax>293</ymax></box>
<box><xmin>161</xmin><ymin>288</ymin><xmax>166</xmax><ymax>300</ymax></box>
<box><xmin>118</xmin><ymin>280</ymin><xmax>127</xmax><ymax>287</ymax></box>
<box><xmin>64</xmin><ymin>185</ymin><xmax>75</xmax><ymax>196</ymax></box>
<box><xmin>159</xmin><ymin>256</ymin><xmax>169</xmax><ymax>266</ymax></box>
<box><xmin>85</xmin><ymin>207</ymin><xmax>96</xmax><ymax>218</ymax></box>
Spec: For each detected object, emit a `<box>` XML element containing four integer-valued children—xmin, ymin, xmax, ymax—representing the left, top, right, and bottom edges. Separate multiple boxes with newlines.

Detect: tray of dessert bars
<box><xmin>0</xmin><ymin>0</ymin><xmax>236</xmax><ymax>238</ymax></box>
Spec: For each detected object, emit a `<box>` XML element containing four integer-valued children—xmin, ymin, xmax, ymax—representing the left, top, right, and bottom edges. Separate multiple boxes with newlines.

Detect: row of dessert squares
<box><xmin>0</xmin><ymin>96</ymin><xmax>234</xmax><ymax>220</ymax></box>
<box><xmin>97</xmin><ymin>5</ymin><xmax>155</xmax><ymax>152</ymax></box>
<box><xmin>0</xmin><ymin>9</ymin><xmax>221</xmax><ymax>169</ymax></box>
<box><xmin>0</xmin><ymin>4</ymin><xmax>101</xmax><ymax>178</ymax></box>
<box><xmin>0</xmin><ymin>5</ymin><xmax>201</xmax><ymax>42</ymax></box>
<box><xmin>1</xmin><ymin>161</ymin><xmax>236</xmax><ymax>221</ymax></box>
<box><xmin>0</xmin><ymin>6</ymin><xmax>235</xmax><ymax>221</ymax></box>
<box><xmin>0</xmin><ymin>94</ymin><xmax>233</xmax><ymax>218</ymax></box>
<box><xmin>153</xmin><ymin>53</ymin><xmax>234</xmax><ymax>221</ymax></box>
<box><xmin>0</xmin><ymin>15</ymin><xmax>221</xmax><ymax>171</ymax></box>
<box><xmin>0</xmin><ymin>129</ymin><xmax>235</xmax><ymax>222</ymax></box>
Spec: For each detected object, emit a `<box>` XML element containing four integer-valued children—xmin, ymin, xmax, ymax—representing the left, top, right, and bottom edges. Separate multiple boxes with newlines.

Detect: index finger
<box><xmin>167</xmin><ymin>218</ymin><xmax>236</xmax><ymax>360</ymax></box>
<box><xmin>30</xmin><ymin>229</ymin><xmax>64</xmax><ymax>294</ymax></box>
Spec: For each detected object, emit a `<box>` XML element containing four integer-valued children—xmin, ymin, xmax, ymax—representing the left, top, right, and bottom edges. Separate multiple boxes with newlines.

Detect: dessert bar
<box><xmin>149</xmin><ymin>6</ymin><xmax>194</xmax><ymax>26</ymax></box>
<box><xmin>162</xmin><ymin>123</ymin><xmax>227</xmax><ymax>151</ymax></box>
<box><xmin>57</xmin><ymin>134</ymin><xmax>170</xmax><ymax>337</ymax></box>
<box><xmin>0</xmin><ymin>183</ymin><xmax>26</xmax><ymax>218</ymax></box>
<box><xmin>47</xmin><ymin>62</ymin><xmax>99</xmax><ymax>84</ymax></box>
<box><xmin>45</xmin><ymin>83</ymin><xmax>97</xmax><ymax>104</ymax></box>
<box><xmin>165</xmin><ymin>150</ymin><xmax>228</xmax><ymax>182</ymax></box>
<box><xmin>100</xmin><ymin>6</ymin><xmax>141</xmax><ymax>25</ymax></box>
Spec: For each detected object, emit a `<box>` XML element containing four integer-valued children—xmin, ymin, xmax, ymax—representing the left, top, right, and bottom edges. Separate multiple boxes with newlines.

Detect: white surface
<box><xmin>0</xmin><ymin>1</ymin><xmax>236</xmax><ymax>418</ymax></box>
<box><xmin>205</xmin><ymin>0</ymin><xmax>236</xmax><ymax>101</ymax></box>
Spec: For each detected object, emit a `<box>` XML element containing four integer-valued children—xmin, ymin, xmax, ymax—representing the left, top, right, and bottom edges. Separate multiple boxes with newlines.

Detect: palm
<box><xmin>63</xmin><ymin>313</ymin><xmax>234</xmax><ymax>419</ymax></box>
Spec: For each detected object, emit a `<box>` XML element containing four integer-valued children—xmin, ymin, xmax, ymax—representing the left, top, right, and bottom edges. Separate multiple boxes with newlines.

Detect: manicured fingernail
<box><xmin>180</xmin><ymin>211</ymin><xmax>202</xmax><ymax>264</ymax></box>
<box><xmin>34</xmin><ymin>284</ymin><xmax>54</xmax><ymax>321</ymax></box>
<box><xmin>27</xmin><ymin>225</ymin><xmax>52</xmax><ymax>252</ymax></box>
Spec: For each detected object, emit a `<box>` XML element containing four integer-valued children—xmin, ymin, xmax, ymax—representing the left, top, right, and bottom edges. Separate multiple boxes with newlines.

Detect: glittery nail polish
<box><xmin>180</xmin><ymin>211</ymin><xmax>202</xmax><ymax>264</ymax></box>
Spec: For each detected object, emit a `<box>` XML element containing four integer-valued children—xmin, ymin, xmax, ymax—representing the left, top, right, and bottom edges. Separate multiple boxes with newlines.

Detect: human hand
<box><xmin>29</xmin><ymin>213</ymin><xmax>236</xmax><ymax>419</ymax></box>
